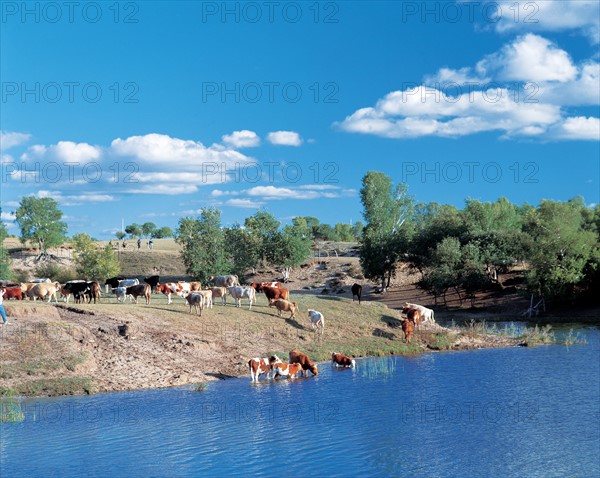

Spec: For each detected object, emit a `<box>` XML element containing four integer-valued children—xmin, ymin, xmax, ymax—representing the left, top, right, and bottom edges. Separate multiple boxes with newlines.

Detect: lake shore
<box><xmin>0</xmin><ymin>295</ymin><xmax>567</xmax><ymax>398</ymax></box>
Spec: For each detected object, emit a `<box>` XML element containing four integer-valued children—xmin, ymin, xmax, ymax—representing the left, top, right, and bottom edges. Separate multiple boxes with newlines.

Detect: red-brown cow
<box><xmin>402</xmin><ymin>319</ymin><xmax>414</xmax><ymax>343</ymax></box>
<box><xmin>331</xmin><ymin>352</ymin><xmax>355</xmax><ymax>368</ymax></box>
<box><xmin>3</xmin><ymin>287</ymin><xmax>23</xmax><ymax>300</ymax></box>
<box><xmin>251</xmin><ymin>281</ymin><xmax>281</xmax><ymax>292</ymax></box>
<box><xmin>401</xmin><ymin>306</ymin><xmax>423</xmax><ymax>328</ymax></box>
<box><xmin>289</xmin><ymin>350</ymin><xmax>318</xmax><ymax>377</ymax></box>
<box><xmin>263</xmin><ymin>286</ymin><xmax>289</xmax><ymax>302</ymax></box>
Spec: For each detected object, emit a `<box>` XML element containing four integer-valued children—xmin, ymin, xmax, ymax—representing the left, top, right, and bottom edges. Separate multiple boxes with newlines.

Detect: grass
<box><xmin>0</xmin><ymin>390</ymin><xmax>25</xmax><ymax>423</ymax></box>
<box><xmin>1</xmin><ymin>378</ymin><xmax>94</xmax><ymax>397</ymax></box>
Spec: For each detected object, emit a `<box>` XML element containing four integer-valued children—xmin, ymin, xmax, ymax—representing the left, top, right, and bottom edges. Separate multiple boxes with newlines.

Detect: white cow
<box><xmin>307</xmin><ymin>309</ymin><xmax>325</xmax><ymax>334</ymax></box>
<box><xmin>227</xmin><ymin>286</ymin><xmax>256</xmax><ymax>310</ymax></box>
<box><xmin>404</xmin><ymin>302</ymin><xmax>435</xmax><ymax>324</ymax></box>
<box><xmin>112</xmin><ymin>287</ymin><xmax>128</xmax><ymax>303</ymax></box>
<box><xmin>118</xmin><ymin>278</ymin><xmax>139</xmax><ymax>288</ymax></box>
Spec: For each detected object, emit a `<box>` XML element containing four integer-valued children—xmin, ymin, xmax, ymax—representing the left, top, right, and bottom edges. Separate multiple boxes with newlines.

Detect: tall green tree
<box><xmin>15</xmin><ymin>196</ymin><xmax>67</xmax><ymax>254</ymax></box>
<box><xmin>0</xmin><ymin>211</ymin><xmax>10</xmax><ymax>279</ymax></box>
<box><xmin>176</xmin><ymin>209</ymin><xmax>230</xmax><ymax>282</ymax></box>
<box><xmin>125</xmin><ymin>223</ymin><xmax>142</xmax><ymax>238</ymax></box>
<box><xmin>72</xmin><ymin>233</ymin><xmax>120</xmax><ymax>280</ymax></box>
<box><xmin>244</xmin><ymin>210</ymin><xmax>280</xmax><ymax>266</ymax></box>
<box><xmin>141</xmin><ymin>222</ymin><xmax>157</xmax><ymax>238</ymax></box>
<box><xmin>153</xmin><ymin>226</ymin><xmax>174</xmax><ymax>239</ymax></box>
<box><xmin>359</xmin><ymin>172</ymin><xmax>414</xmax><ymax>291</ymax></box>
<box><xmin>224</xmin><ymin>224</ymin><xmax>260</xmax><ymax>276</ymax></box>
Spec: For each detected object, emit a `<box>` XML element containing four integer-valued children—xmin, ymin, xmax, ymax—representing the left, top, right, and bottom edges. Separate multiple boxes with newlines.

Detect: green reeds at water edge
<box><xmin>0</xmin><ymin>390</ymin><xmax>25</xmax><ymax>423</ymax></box>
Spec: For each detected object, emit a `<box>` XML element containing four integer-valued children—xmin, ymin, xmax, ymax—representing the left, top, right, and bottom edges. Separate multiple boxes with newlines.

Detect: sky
<box><xmin>1</xmin><ymin>0</ymin><xmax>599</xmax><ymax>238</ymax></box>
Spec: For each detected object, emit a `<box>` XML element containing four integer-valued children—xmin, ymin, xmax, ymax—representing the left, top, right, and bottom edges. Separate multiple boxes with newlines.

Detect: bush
<box><xmin>34</xmin><ymin>262</ymin><xmax>78</xmax><ymax>283</ymax></box>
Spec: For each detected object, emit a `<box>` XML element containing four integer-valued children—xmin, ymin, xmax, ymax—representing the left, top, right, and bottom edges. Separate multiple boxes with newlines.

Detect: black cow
<box><xmin>351</xmin><ymin>283</ymin><xmax>362</xmax><ymax>305</ymax></box>
<box><xmin>126</xmin><ymin>284</ymin><xmax>151</xmax><ymax>304</ymax></box>
<box><xmin>143</xmin><ymin>275</ymin><xmax>160</xmax><ymax>292</ymax></box>
<box><xmin>105</xmin><ymin>276</ymin><xmax>126</xmax><ymax>291</ymax></box>
<box><xmin>65</xmin><ymin>282</ymin><xmax>92</xmax><ymax>304</ymax></box>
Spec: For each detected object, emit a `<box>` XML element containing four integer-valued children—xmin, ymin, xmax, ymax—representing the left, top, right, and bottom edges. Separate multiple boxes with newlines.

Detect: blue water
<box><xmin>2</xmin><ymin>327</ymin><xmax>599</xmax><ymax>477</ymax></box>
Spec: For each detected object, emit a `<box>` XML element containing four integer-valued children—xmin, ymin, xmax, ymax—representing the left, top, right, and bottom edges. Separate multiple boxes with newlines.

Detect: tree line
<box><xmin>359</xmin><ymin>171</ymin><xmax>600</xmax><ymax>306</ymax></box>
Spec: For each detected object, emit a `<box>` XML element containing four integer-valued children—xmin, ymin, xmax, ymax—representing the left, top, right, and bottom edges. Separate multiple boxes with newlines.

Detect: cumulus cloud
<box><xmin>21</xmin><ymin>140</ymin><xmax>101</xmax><ymax>162</ymax></box>
<box><xmin>266</xmin><ymin>131</ymin><xmax>303</xmax><ymax>146</ymax></box>
<box><xmin>212</xmin><ymin>185</ymin><xmax>355</xmax><ymax>203</ymax></box>
<box><xmin>338</xmin><ymin>34</ymin><xmax>598</xmax><ymax>141</ymax></box>
<box><xmin>37</xmin><ymin>190</ymin><xmax>115</xmax><ymax>206</ymax></box>
<box><xmin>494</xmin><ymin>0</ymin><xmax>600</xmax><ymax>43</ymax></box>
<box><xmin>1</xmin><ymin>212</ymin><xmax>15</xmax><ymax>221</ymax></box>
<box><xmin>549</xmin><ymin>116</ymin><xmax>600</xmax><ymax>140</ymax></box>
<box><xmin>0</xmin><ymin>131</ymin><xmax>31</xmax><ymax>150</ymax></box>
<box><xmin>224</xmin><ymin>198</ymin><xmax>265</xmax><ymax>208</ymax></box>
<box><xmin>221</xmin><ymin>130</ymin><xmax>260</xmax><ymax>148</ymax></box>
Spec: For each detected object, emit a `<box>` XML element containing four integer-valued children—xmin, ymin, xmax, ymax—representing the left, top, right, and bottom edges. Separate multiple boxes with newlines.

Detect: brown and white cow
<box><xmin>196</xmin><ymin>290</ymin><xmax>213</xmax><ymax>309</ymax></box>
<box><xmin>248</xmin><ymin>355</ymin><xmax>282</xmax><ymax>382</ymax></box>
<box><xmin>331</xmin><ymin>352</ymin><xmax>356</xmax><ymax>368</ymax></box>
<box><xmin>289</xmin><ymin>350</ymin><xmax>318</xmax><ymax>377</ymax></box>
<box><xmin>156</xmin><ymin>282</ymin><xmax>185</xmax><ymax>304</ymax></box>
<box><xmin>404</xmin><ymin>302</ymin><xmax>435</xmax><ymax>323</ymax></box>
<box><xmin>272</xmin><ymin>362</ymin><xmax>303</xmax><ymax>379</ymax></box>
<box><xmin>250</xmin><ymin>281</ymin><xmax>281</xmax><ymax>292</ymax></box>
<box><xmin>189</xmin><ymin>281</ymin><xmax>202</xmax><ymax>292</ymax></box>
<box><xmin>186</xmin><ymin>293</ymin><xmax>204</xmax><ymax>316</ymax></box>
<box><xmin>228</xmin><ymin>286</ymin><xmax>255</xmax><ymax>310</ymax></box>
<box><xmin>126</xmin><ymin>284</ymin><xmax>151</xmax><ymax>304</ymax></box>
<box><xmin>208</xmin><ymin>287</ymin><xmax>227</xmax><ymax>305</ymax></box>
<box><xmin>268</xmin><ymin>299</ymin><xmax>298</xmax><ymax>319</ymax></box>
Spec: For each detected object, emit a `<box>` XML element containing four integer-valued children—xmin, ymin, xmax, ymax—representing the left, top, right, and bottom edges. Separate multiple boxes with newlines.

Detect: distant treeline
<box><xmin>359</xmin><ymin>172</ymin><xmax>600</xmax><ymax>307</ymax></box>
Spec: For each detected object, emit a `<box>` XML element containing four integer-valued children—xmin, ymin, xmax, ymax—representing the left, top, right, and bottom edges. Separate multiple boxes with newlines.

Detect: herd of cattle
<box><xmin>1</xmin><ymin>275</ymin><xmax>434</xmax><ymax>343</ymax></box>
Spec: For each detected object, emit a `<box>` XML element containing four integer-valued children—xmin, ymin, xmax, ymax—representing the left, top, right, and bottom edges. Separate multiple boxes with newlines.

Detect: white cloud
<box><xmin>127</xmin><ymin>184</ymin><xmax>199</xmax><ymax>195</ymax></box>
<box><xmin>222</xmin><ymin>130</ymin><xmax>260</xmax><ymax>148</ymax></box>
<box><xmin>425</xmin><ymin>67</ymin><xmax>489</xmax><ymax>85</ymax></box>
<box><xmin>37</xmin><ymin>190</ymin><xmax>115</xmax><ymax>206</ymax></box>
<box><xmin>494</xmin><ymin>0</ymin><xmax>600</xmax><ymax>43</ymax></box>
<box><xmin>338</xmin><ymin>34</ymin><xmax>598</xmax><ymax>141</ymax></box>
<box><xmin>266</xmin><ymin>131</ymin><xmax>303</xmax><ymax>146</ymax></box>
<box><xmin>224</xmin><ymin>198</ymin><xmax>265</xmax><ymax>208</ymax></box>
<box><xmin>111</xmin><ymin>133</ymin><xmax>253</xmax><ymax>167</ymax></box>
<box><xmin>1</xmin><ymin>212</ymin><xmax>15</xmax><ymax>221</ymax></box>
<box><xmin>21</xmin><ymin>140</ymin><xmax>101</xmax><ymax>162</ymax></box>
<box><xmin>216</xmin><ymin>185</ymin><xmax>356</xmax><ymax>201</ymax></box>
<box><xmin>549</xmin><ymin>116</ymin><xmax>600</xmax><ymax>140</ymax></box>
<box><xmin>478</xmin><ymin>34</ymin><xmax>577</xmax><ymax>82</ymax></box>
<box><xmin>0</xmin><ymin>131</ymin><xmax>31</xmax><ymax>150</ymax></box>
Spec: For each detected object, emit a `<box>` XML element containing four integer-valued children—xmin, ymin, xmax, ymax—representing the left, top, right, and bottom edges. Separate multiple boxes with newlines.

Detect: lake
<box><xmin>1</xmin><ymin>326</ymin><xmax>599</xmax><ymax>477</ymax></box>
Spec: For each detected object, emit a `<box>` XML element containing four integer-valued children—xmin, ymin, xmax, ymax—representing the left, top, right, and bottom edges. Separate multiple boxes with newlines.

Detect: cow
<box><xmin>126</xmin><ymin>284</ymin><xmax>151</xmax><ymax>304</ymax></box>
<box><xmin>196</xmin><ymin>290</ymin><xmax>213</xmax><ymax>309</ymax></box>
<box><xmin>88</xmin><ymin>281</ymin><xmax>101</xmax><ymax>304</ymax></box>
<box><xmin>351</xmin><ymin>283</ymin><xmax>363</xmax><ymax>304</ymax></box>
<box><xmin>118</xmin><ymin>278</ymin><xmax>139</xmax><ymax>288</ymax></box>
<box><xmin>189</xmin><ymin>281</ymin><xmax>202</xmax><ymax>292</ymax></box>
<box><xmin>228</xmin><ymin>286</ymin><xmax>256</xmax><ymax>310</ymax></box>
<box><xmin>402</xmin><ymin>319</ymin><xmax>414</xmax><ymax>343</ymax></box>
<box><xmin>156</xmin><ymin>282</ymin><xmax>186</xmax><ymax>304</ymax></box>
<box><xmin>176</xmin><ymin>281</ymin><xmax>192</xmax><ymax>297</ymax></box>
<box><xmin>185</xmin><ymin>293</ymin><xmax>204</xmax><ymax>316</ymax></box>
<box><xmin>27</xmin><ymin>282</ymin><xmax>61</xmax><ymax>302</ymax></box>
<box><xmin>248</xmin><ymin>355</ymin><xmax>282</xmax><ymax>382</ymax></box>
<box><xmin>272</xmin><ymin>362</ymin><xmax>303</xmax><ymax>379</ymax></box>
<box><xmin>268</xmin><ymin>299</ymin><xmax>298</xmax><ymax>319</ymax></box>
<box><xmin>104</xmin><ymin>276</ymin><xmax>126</xmax><ymax>293</ymax></box>
<box><xmin>20</xmin><ymin>282</ymin><xmax>38</xmax><ymax>298</ymax></box>
<box><xmin>60</xmin><ymin>280</ymin><xmax>86</xmax><ymax>303</ymax></box>
<box><xmin>289</xmin><ymin>350</ymin><xmax>319</xmax><ymax>377</ymax></box>
<box><xmin>210</xmin><ymin>275</ymin><xmax>239</xmax><ymax>288</ymax></box>
<box><xmin>143</xmin><ymin>275</ymin><xmax>160</xmax><ymax>292</ymax></box>
<box><xmin>331</xmin><ymin>353</ymin><xmax>355</xmax><ymax>368</ymax></box>
<box><xmin>263</xmin><ymin>286</ymin><xmax>289</xmax><ymax>303</ymax></box>
<box><xmin>404</xmin><ymin>302</ymin><xmax>435</xmax><ymax>323</ymax></box>
<box><xmin>64</xmin><ymin>282</ymin><xmax>92</xmax><ymax>304</ymax></box>
<box><xmin>209</xmin><ymin>287</ymin><xmax>227</xmax><ymax>305</ymax></box>
<box><xmin>3</xmin><ymin>287</ymin><xmax>23</xmax><ymax>300</ymax></box>
<box><xmin>250</xmin><ymin>281</ymin><xmax>281</xmax><ymax>292</ymax></box>
<box><xmin>112</xmin><ymin>287</ymin><xmax>128</xmax><ymax>303</ymax></box>
<box><xmin>401</xmin><ymin>306</ymin><xmax>423</xmax><ymax>328</ymax></box>
<box><xmin>307</xmin><ymin>309</ymin><xmax>325</xmax><ymax>334</ymax></box>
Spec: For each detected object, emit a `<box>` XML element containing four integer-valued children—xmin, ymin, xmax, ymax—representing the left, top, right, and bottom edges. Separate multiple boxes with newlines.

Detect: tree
<box><xmin>244</xmin><ymin>210</ymin><xmax>280</xmax><ymax>266</ymax></box>
<box><xmin>153</xmin><ymin>226</ymin><xmax>174</xmax><ymax>239</ymax></box>
<box><xmin>124</xmin><ymin>223</ymin><xmax>142</xmax><ymax>238</ymax></box>
<box><xmin>224</xmin><ymin>224</ymin><xmax>260</xmax><ymax>276</ymax></box>
<box><xmin>115</xmin><ymin>231</ymin><xmax>126</xmax><ymax>240</ymax></box>
<box><xmin>176</xmin><ymin>209</ymin><xmax>230</xmax><ymax>282</ymax></box>
<box><xmin>72</xmin><ymin>233</ymin><xmax>120</xmax><ymax>280</ymax></box>
<box><xmin>274</xmin><ymin>219</ymin><xmax>312</xmax><ymax>281</ymax></box>
<box><xmin>141</xmin><ymin>222</ymin><xmax>157</xmax><ymax>238</ymax></box>
<box><xmin>351</xmin><ymin>220</ymin><xmax>365</xmax><ymax>240</ymax></box>
<box><xmin>15</xmin><ymin>196</ymin><xmax>68</xmax><ymax>257</ymax></box>
<box><xmin>359</xmin><ymin>172</ymin><xmax>414</xmax><ymax>291</ymax></box>
<box><xmin>0</xmin><ymin>212</ymin><xmax>10</xmax><ymax>279</ymax></box>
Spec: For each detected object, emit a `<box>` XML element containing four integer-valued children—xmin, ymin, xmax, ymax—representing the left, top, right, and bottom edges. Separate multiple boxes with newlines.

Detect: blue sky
<box><xmin>1</xmin><ymin>1</ymin><xmax>599</xmax><ymax>238</ymax></box>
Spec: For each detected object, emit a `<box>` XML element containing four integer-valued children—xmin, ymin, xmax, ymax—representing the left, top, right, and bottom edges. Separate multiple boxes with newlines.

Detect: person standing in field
<box><xmin>0</xmin><ymin>287</ymin><xmax>10</xmax><ymax>325</ymax></box>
